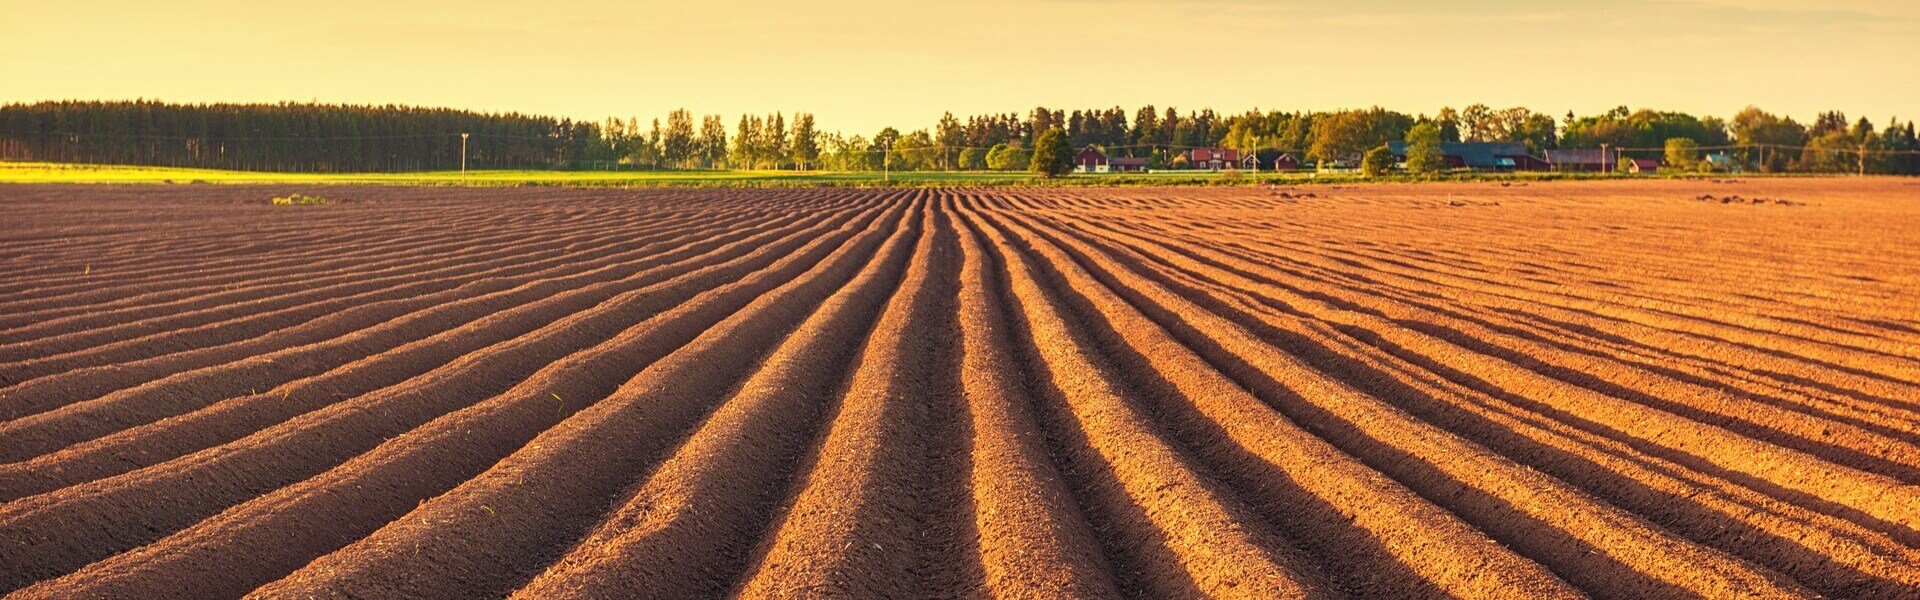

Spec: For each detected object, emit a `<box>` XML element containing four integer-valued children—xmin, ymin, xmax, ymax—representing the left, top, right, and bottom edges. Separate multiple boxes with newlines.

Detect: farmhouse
<box><xmin>1388</xmin><ymin>141</ymin><xmax>1545</xmax><ymax>171</ymax></box>
<box><xmin>1075</xmin><ymin>145</ymin><xmax>1109</xmax><ymax>173</ymax></box>
<box><xmin>1185</xmin><ymin>147</ymin><xmax>1241</xmax><ymax>171</ymax></box>
<box><xmin>1702</xmin><ymin>152</ymin><xmax>1744</xmax><ymax>173</ymax></box>
<box><xmin>1109</xmin><ymin>157</ymin><xmax>1149</xmax><ymax>173</ymax></box>
<box><xmin>1623</xmin><ymin>158</ymin><xmax>1661</xmax><ymax>173</ymax></box>
<box><xmin>1324</xmin><ymin>154</ymin><xmax>1364</xmax><ymax>170</ymax></box>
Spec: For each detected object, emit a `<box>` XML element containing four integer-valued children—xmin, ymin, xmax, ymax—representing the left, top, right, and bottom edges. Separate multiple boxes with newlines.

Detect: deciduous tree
<box><xmin>958</xmin><ymin>147</ymin><xmax>987</xmax><ymax>170</ymax></box>
<box><xmin>699</xmin><ymin>115</ymin><xmax>728</xmax><ymax>168</ymax></box>
<box><xmin>1664</xmin><ymin>137</ymin><xmax>1699</xmax><ymax>170</ymax></box>
<box><xmin>1403</xmin><ymin>122</ymin><xmax>1444</xmax><ymax>174</ymax></box>
<box><xmin>1309</xmin><ymin>108</ymin><xmax>1412</xmax><ymax>166</ymax></box>
<box><xmin>1029</xmin><ymin>127</ymin><xmax>1074</xmax><ymax>177</ymax></box>
<box><xmin>663</xmin><ymin>109</ymin><xmax>695</xmax><ymax>168</ymax></box>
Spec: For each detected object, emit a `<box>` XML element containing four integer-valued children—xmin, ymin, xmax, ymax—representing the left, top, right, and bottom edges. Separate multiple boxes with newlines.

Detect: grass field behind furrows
<box><xmin>0</xmin><ymin>160</ymin><xmax>1725</xmax><ymax>187</ymax></box>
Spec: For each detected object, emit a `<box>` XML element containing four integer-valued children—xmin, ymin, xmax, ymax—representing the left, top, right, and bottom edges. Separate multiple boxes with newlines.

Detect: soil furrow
<box><xmin>245</xmin><ymin>197</ymin><xmax>921</xmax><ymax>599</ymax></box>
<box><xmin>962</xmin><ymin>203</ymin><xmax>1331</xmax><ymax>599</ymax></box>
<box><xmin>0</xmin><ymin>202</ymin><xmax>891</xmax><ymax>594</ymax></box>
<box><xmin>728</xmin><ymin>201</ymin><xmax>974</xmax><ymax>598</ymax></box>
<box><xmin>0</xmin><ymin>209</ymin><xmax>826</xmax><ymax>498</ymax></box>
<box><xmin>0</xmin><ymin>207</ymin><xmax>747</xmax><ymax>421</ymax></box>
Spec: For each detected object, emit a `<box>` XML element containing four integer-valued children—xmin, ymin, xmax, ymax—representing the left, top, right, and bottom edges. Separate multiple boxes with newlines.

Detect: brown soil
<box><xmin>2</xmin><ymin>178</ymin><xmax>1918</xmax><ymax>598</ymax></box>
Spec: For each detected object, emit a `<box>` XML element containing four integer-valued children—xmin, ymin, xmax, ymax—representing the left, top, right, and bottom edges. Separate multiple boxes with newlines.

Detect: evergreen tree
<box><xmin>1884</xmin><ymin>120</ymin><xmax>1920</xmax><ymax>175</ymax></box>
<box><xmin>646</xmin><ymin>119</ymin><xmax>664</xmax><ymax>168</ymax></box>
<box><xmin>1435</xmin><ymin>107</ymin><xmax>1463</xmax><ymax>142</ymax></box>
<box><xmin>1810</xmin><ymin>111</ymin><xmax>1848</xmax><ymax>136</ymax></box>
<box><xmin>935</xmin><ymin>112</ymin><xmax>963</xmax><ymax>169</ymax></box>
<box><xmin>731</xmin><ymin>115</ymin><xmax>757</xmax><ymax>169</ymax></box>
<box><xmin>0</xmin><ymin>100</ymin><xmax>604</xmax><ymax>172</ymax></box>
<box><xmin>1132</xmin><ymin>105</ymin><xmax>1159</xmax><ymax>156</ymax></box>
<box><xmin>788</xmin><ymin>113</ymin><xmax>820</xmax><ymax>170</ymax></box>
<box><xmin>763</xmin><ymin>113</ymin><xmax>787</xmax><ymax>169</ymax></box>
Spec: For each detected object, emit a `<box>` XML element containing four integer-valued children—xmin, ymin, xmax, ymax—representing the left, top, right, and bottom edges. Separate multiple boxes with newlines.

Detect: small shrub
<box><xmin>1361</xmin><ymin>146</ymin><xmax>1395</xmax><ymax>177</ymax></box>
<box><xmin>1218</xmin><ymin>167</ymin><xmax>1245</xmax><ymax>184</ymax></box>
<box><xmin>272</xmin><ymin>193</ymin><xmax>330</xmax><ymax>205</ymax></box>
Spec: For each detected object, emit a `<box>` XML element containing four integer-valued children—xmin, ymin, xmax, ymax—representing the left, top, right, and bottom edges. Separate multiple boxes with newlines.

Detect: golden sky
<box><xmin>4</xmin><ymin>0</ymin><xmax>1915</xmax><ymax>132</ymax></box>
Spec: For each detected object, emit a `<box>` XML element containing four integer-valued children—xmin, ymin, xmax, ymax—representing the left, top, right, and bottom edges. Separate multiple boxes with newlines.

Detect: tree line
<box><xmin>2</xmin><ymin>99</ymin><xmax>1915</xmax><ymax>174</ymax></box>
<box><xmin>0</xmin><ymin>100</ymin><xmax>605</xmax><ymax>172</ymax></box>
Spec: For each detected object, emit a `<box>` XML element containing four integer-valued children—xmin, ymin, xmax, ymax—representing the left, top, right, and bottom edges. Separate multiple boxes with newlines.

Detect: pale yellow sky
<box><xmin>3</xmin><ymin>0</ymin><xmax>1916</xmax><ymax>132</ymax></box>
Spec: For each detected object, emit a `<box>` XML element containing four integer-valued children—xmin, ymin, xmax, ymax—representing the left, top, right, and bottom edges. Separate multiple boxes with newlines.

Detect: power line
<box><xmin>1611</xmin><ymin>142</ymin><xmax>1920</xmax><ymax>156</ymax></box>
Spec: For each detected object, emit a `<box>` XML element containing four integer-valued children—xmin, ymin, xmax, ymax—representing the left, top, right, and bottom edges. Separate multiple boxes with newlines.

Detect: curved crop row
<box><xmin>2</xmin><ymin>181</ymin><xmax>1915</xmax><ymax>598</ymax></box>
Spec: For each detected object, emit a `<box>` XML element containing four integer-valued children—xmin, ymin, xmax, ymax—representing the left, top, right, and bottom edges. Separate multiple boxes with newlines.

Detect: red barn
<box><xmin>1543</xmin><ymin>149</ymin><xmax>1610</xmax><ymax>172</ymax></box>
<box><xmin>1272</xmin><ymin>153</ymin><xmax>1301</xmax><ymax>170</ymax></box>
<box><xmin>1110</xmin><ymin>157</ymin><xmax>1149</xmax><ymax>172</ymax></box>
<box><xmin>1625</xmin><ymin>158</ymin><xmax>1661</xmax><ymax>173</ymax></box>
<box><xmin>1075</xmin><ymin>145</ymin><xmax>1109</xmax><ymax>172</ymax></box>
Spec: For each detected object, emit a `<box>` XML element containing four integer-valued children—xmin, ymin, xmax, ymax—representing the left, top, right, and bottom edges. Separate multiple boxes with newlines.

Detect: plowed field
<box><xmin>3</xmin><ymin>178</ymin><xmax>1919</xmax><ymax>598</ymax></box>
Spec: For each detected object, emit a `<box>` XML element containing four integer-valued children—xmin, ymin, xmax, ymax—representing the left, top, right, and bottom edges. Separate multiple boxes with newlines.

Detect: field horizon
<box><xmin>0</xmin><ymin>159</ymin><xmax>1857</xmax><ymax>189</ymax></box>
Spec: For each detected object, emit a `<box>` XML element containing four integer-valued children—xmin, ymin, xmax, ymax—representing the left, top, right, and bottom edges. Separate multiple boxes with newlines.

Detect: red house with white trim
<box><xmin>1185</xmin><ymin>147</ymin><xmax>1241</xmax><ymax>170</ymax></box>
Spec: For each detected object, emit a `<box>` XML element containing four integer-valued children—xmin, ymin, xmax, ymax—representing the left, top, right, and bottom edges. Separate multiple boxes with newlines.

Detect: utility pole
<box><xmin>882</xmin><ymin>139</ymin><xmax>892</xmax><ymax>183</ymax></box>
<box><xmin>460</xmin><ymin>133</ymin><xmax>470</xmax><ymax>178</ymax></box>
<box><xmin>1250</xmin><ymin>135</ymin><xmax>1259</xmax><ymax>174</ymax></box>
<box><xmin>1600</xmin><ymin>143</ymin><xmax>1609</xmax><ymax>174</ymax></box>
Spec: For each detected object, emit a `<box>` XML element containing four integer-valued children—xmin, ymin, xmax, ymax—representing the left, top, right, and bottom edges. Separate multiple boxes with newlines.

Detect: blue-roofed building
<box><xmin>1702</xmin><ymin>152</ymin><xmax>1746</xmax><ymax>173</ymax></box>
<box><xmin>1387</xmin><ymin>141</ymin><xmax>1547</xmax><ymax>171</ymax></box>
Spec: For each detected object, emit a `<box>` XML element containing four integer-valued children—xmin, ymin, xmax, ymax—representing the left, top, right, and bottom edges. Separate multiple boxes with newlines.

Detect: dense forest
<box><xmin>3</xmin><ymin>99</ymin><xmax>1916</xmax><ymax>174</ymax></box>
<box><xmin>0</xmin><ymin>100</ymin><xmax>603</xmax><ymax>171</ymax></box>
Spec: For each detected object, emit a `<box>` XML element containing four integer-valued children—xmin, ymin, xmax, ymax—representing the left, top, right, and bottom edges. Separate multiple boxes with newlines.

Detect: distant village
<box><xmin>1073</xmin><ymin>142</ymin><xmax>1701</xmax><ymax>175</ymax></box>
<box><xmin>8</xmin><ymin>101</ymin><xmax>1910</xmax><ymax>175</ymax></box>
